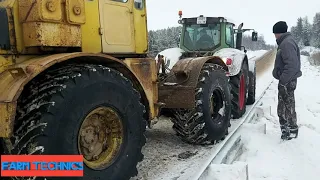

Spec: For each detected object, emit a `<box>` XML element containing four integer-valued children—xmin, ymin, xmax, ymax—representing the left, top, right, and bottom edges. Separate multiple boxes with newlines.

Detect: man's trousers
<box><xmin>277</xmin><ymin>79</ymin><xmax>298</xmax><ymax>130</ymax></box>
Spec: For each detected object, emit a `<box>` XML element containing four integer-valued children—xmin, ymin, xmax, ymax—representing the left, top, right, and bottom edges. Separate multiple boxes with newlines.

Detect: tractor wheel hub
<box><xmin>78</xmin><ymin>107</ymin><xmax>123</xmax><ymax>170</ymax></box>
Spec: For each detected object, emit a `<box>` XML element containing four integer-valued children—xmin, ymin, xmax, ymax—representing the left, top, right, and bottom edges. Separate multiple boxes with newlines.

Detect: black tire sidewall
<box><xmin>231</xmin><ymin>61</ymin><xmax>248</xmax><ymax>118</ymax></box>
<box><xmin>247</xmin><ymin>65</ymin><xmax>256</xmax><ymax>104</ymax></box>
<box><xmin>243</xmin><ymin>62</ymin><xmax>249</xmax><ymax>98</ymax></box>
<box><xmin>201</xmin><ymin>69</ymin><xmax>231</xmax><ymax>140</ymax></box>
<box><xmin>38</xmin><ymin>70</ymin><xmax>144</xmax><ymax>179</ymax></box>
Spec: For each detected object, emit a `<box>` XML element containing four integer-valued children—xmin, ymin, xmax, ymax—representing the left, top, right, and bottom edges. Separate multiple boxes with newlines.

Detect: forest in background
<box><xmin>290</xmin><ymin>12</ymin><xmax>320</xmax><ymax>49</ymax></box>
<box><xmin>147</xmin><ymin>12</ymin><xmax>320</xmax><ymax>58</ymax></box>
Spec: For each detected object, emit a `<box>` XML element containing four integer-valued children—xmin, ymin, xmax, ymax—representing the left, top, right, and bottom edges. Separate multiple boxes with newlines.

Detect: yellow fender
<box><xmin>0</xmin><ymin>53</ymin><xmax>157</xmax><ymax>137</ymax></box>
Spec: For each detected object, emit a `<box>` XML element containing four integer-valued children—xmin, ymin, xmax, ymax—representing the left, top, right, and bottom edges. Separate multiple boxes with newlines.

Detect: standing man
<box><xmin>272</xmin><ymin>21</ymin><xmax>302</xmax><ymax>140</ymax></box>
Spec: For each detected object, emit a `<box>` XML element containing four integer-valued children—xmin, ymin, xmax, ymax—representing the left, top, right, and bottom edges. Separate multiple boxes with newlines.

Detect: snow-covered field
<box><xmin>133</xmin><ymin>50</ymin><xmax>273</xmax><ymax>180</ymax></box>
<box><xmin>228</xmin><ymin>54</ymin><xmax>320</xmax><ymax>180</ymax></box>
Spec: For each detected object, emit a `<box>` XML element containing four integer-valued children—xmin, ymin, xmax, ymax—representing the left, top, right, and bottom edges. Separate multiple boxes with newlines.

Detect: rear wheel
<box><xmin>230</xmin><ymin>62</ymin><xmax>249</xmax><ymax>119</ymax></box>
<box><xmin>1</xmin><ymin>64</ymin><xmax>146</xmax><ymax>180</ymax></box>
<box><xmin>171</xmin><ymin>64</ymin><xmax>232</xmax><ymax>145</ymax></box>
<box><xmin>246</xmin><ymin>64</ymin><xmax>256</xmax><ymax>105</ymax></box>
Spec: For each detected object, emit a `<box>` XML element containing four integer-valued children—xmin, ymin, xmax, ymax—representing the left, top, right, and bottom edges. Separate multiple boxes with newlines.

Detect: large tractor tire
<box><xmin>1</xmin><ymin>64</ymin><xmax>146</xmax><ymax>180</ymax></box>
<box><xmin>230</xmin><ymin>62</ymin><xmax>249</xmax><ymax>119</ymax></box>
<box><xmin>246</xmin><ymin>64</ymin><xmax>256</xmax><ymax>105</ymax></box>
<box><xmin>171</xmin><ymin>64</ymin><xmax>232</xmax><ymax>145</ymax></box>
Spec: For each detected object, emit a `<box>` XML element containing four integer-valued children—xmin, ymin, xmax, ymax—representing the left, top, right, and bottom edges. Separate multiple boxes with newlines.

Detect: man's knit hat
<box><xmin>273</xmin><ymin>21</ymin><xmax>288</xmax><ymax>34</ymax></box>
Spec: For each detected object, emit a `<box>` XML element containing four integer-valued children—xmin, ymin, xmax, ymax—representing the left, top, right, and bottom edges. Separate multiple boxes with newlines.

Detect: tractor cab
<box><xmin>177</xmin><ymin>11</ymin><xmax>258</xmax><ymax>55</ymax></box>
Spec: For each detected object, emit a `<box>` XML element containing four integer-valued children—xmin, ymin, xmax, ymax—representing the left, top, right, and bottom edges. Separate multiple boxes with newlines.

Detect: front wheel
<box><xmin>171</xmin><ymin>64</ymin><xmax>232</xmax><ymax>145</ymax></box>
<box><xmin>2</xmin><ymin>64</ymin><xmax>146</xmax><ymax>180</ymax></box>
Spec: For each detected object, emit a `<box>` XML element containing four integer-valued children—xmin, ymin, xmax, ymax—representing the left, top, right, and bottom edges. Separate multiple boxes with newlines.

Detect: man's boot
<box><xmin>280</xmin><ymin>124</ymin><xmax>298</xmax><ymax>140</ymax></box>
<box><xmin>289</xmin><ymin>124</ymin><xmax>299</xmax><ymax>139</ymax></box>
<box><xmin>280</xmin><ymin>125</ymin><xmax>290</xmax><ymax>140</ymax></box>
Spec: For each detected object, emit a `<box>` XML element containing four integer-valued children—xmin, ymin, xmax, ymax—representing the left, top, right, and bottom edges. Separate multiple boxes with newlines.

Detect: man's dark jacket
<box><xmin>272</xmin><ymin>32</ymin><xmax>302</xmax><ymax>85</ymax></box>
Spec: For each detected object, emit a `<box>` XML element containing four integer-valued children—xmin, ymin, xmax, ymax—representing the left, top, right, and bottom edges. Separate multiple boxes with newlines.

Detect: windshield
<box><xmin>182</xmin><ymin>23</ymin><xmax>221</xmax><ymax>51</ymax></box>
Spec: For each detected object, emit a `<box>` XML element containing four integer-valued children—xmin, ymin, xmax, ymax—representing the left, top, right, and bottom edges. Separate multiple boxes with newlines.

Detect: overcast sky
<box><xmin>146</xmin><ymin>0</ymin><xmax>320</xmax><ymax>45</ymax></box>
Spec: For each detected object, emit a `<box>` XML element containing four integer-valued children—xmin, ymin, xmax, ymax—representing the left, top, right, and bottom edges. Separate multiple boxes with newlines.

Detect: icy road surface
<box><xmin>132</xmin><ymin>49</ymin><xmax>275</xmax><ymax>180</ymax></box>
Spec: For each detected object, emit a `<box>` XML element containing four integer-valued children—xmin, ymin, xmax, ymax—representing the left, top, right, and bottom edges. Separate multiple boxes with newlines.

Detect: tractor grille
<box><xmin>0</xmin><ymin>7</ymin><xmax>10</xmax><ymax>50</ymax></box>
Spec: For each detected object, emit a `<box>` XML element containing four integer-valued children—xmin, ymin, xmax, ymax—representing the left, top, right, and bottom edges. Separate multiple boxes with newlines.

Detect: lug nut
<box><xmin>46</xmin><ymin>1</ymin><xmax>56</xmax><ymax>12</ymax></box>
<box><xmin>73</xmin><ymin>6</ymin><xmax>81</xmax><ymax>15</ymax></box>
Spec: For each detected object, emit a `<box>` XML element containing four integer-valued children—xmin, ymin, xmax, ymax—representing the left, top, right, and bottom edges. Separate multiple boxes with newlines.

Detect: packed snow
<box><xmin>214</xmin><ymin>53</ymin><xmax>320</xmax><ymax>180</ymax></box>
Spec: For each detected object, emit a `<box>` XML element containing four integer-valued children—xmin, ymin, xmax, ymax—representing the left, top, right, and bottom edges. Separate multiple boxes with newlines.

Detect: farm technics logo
<box><xmin>1</xmin><ymin>155</ymin><xmax>83</xmax><ymax>177</ymax></box>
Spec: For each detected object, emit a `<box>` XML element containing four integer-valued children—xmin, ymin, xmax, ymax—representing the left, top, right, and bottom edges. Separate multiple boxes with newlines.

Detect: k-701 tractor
<box><xmin>0</xmin><ymin>0</ymin><xmax>251</xmax><ymax>179</ymax></box>
<box><xmin>157</xmin><ymin>12</ymin><xmax>259</xmax><ymax>142</ymax></box>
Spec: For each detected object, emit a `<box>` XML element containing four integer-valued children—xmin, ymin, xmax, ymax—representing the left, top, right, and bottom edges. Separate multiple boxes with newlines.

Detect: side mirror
<box><xmin>252</xmin><ymin>31</ymin><xmax>258</xmax><ymax>41</ymax></box>
<box><xmin>241</xmin><ymin>46</ymin><xmax>247</xmax><ymax>53</ymax></box>
<box><xmin>237</xmin><ymin>23</ymin><xmax>244</xmax><ymax>30</ymax></box>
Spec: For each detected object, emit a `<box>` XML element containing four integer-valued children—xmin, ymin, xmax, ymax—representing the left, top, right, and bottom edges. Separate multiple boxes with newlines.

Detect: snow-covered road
<box><xmin>215</xmin><ymin>54</ymin><xmax>320</xmax><ymax>180</ymax></box>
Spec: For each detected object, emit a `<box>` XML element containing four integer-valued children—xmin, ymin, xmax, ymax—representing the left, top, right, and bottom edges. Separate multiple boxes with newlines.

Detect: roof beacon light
<box><xmin>179</xmin><ymin>10</ymin><xmax>182</xmax><ymax>18</ymax></box>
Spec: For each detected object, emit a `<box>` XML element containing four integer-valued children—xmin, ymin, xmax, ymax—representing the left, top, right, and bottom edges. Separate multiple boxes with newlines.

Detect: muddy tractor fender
<box><xmin>0</xmin><ymin>53</ymin><xmax>156</xmax><ymax>137</ymax></box>
<box><xmin>213</xmin><ymin>48</ymin><xmax>249</xmax><ymax>76</ymax></box>
<box><xmin>158</xmin><ymin>56</ymin><xmax>228</xmax><ymax>109</ymax></box>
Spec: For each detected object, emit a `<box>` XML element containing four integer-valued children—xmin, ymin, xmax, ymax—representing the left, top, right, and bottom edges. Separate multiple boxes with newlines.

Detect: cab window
<box><xmin>134</xmin><ymin>0</ymin><xmax>144</xmax><ymax>9</ymax></box>
<box><xmin>225</xmin><ymin>24</ymin><xmax>234</xmax><ymax>47</ymax></box>
<box><xmin>182</xmin><ymin>23</ymin><xmax>221</xmax><ymax>51</ymax></box>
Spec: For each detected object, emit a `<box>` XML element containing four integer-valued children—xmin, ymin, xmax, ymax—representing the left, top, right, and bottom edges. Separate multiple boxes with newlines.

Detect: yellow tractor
<box><xmin>0</xmin><ymin>0</ymin><xmax>233</xmax><ymax>179</ymax></box>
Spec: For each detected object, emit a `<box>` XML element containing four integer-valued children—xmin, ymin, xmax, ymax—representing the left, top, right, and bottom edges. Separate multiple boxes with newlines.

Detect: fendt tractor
<box><xmin>0</xmin><ymin>0</ymin><xmax>258</xmax><ymax>179</ymax></box>
<box><xmin>157</xmin><ymin>11</ymin><xmax>259</xmax><ymax>134</ymax></box>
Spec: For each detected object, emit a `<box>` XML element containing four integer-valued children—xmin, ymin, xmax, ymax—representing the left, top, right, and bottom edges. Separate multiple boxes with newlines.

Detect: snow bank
<box><xmin>205</xmin><ymin>162</ymin><xmax>248</xmax><ymax>180</ymax></box>
<box><xmin>301</xmin><ymin>46</ymin><xmax>320</xmax><ymax>54</ymax></box>
<box><xmin>246</xmin><ymin>50</ymin><xmax>268</xmax><ymax>61</ymax></box>
<box><xmin>300</xmin><ymin>46</ymin><xmax>320</xmax><ymax>66</ymax></box>
<box><xmin>237</xmin><ymin>55</ymin><xmax>320</xmax><ymax>180</ymax></box>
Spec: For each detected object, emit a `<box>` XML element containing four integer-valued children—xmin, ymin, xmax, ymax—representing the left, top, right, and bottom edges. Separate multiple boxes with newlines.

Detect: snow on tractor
<box><xmin>156</xmin><ymin>11</ymin><xmax>259</xmax><ymax>144</ymax></box>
